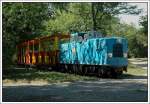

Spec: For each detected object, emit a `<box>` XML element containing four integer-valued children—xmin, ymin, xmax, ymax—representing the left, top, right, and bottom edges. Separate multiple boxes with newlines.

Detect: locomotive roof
<box><xmin>89</xmin><ymin>36</ymin><xmax>126</xmax><ymax>39</ymax></box>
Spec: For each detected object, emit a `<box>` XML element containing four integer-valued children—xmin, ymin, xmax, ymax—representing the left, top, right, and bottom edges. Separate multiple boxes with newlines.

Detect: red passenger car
<box><xmin>17</xmin><ymin>33</ymin><xmax>70</xmax><ymax>67</ymax></box>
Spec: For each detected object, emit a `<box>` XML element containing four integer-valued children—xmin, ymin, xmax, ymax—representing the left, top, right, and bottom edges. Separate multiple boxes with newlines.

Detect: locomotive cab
<box><xmin>105</xmin><ymin>37</ymin><xmax>128</xmax><ymax>72</ymax></box>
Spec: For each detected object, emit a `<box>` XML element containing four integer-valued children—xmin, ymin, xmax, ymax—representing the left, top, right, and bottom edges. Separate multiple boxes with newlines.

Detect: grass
<box><xmin>118</xmin><ymin>63</ymin><xmax>147</xmax><ymax>79</ymax></box>
<box><xmin>3</xmin><ymin>68</ymin><xmax>97</xmax><ymax>84</ymax></box>
<box><xmin>126</xmin><ymin>63</ymin><xmax>147</xmax><ymax>76</ymax></box>
<box><xmin>3</xmin><ymin>63</ymin><xmax>147</xmax><ymax>84</ymax></box>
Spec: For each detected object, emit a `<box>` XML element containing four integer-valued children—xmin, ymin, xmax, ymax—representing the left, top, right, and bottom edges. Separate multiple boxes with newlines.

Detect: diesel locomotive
<box><xmin>17</xmin><ymin>31</ymin><xmax>128</xmax><ymax>77</ymax></box>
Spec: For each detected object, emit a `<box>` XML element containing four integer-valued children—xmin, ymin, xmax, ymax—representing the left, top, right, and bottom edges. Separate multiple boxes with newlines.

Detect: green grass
<box><xmin>3</xmin><ymin>68</ymin><xmax>97</xmax><ymax>83</ymax></box>
<box><xmin>3</xmin><ymin>63</ymin><xmax>147</xmax><ymax>84</ymax></box>
<box><xmin>126</xmin><ymin>63</ymin><xmax>147</xmax><ymax>75</ymax></box>
<box><xmin>118</xmin><ymin>63</ymin><xmax>147</xmax><ymax>79</ymax></box>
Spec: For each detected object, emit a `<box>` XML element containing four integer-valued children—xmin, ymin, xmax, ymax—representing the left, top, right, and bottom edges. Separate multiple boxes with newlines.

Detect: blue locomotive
<box><xmin>17</xmin><ymin>31</ymin><xmax>128</xmax><ymax>77</ymax></box>
<box><xmin>59</xmin><ymin>31</ymin><xmax>128</xmax><ymax>77</ymax></box>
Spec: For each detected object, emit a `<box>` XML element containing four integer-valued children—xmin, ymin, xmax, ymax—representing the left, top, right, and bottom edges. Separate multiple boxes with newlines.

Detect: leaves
<box><xmin>2</xmin><ymin>3</ymin><xmax>49</xmax><ymax>67</ymax></box>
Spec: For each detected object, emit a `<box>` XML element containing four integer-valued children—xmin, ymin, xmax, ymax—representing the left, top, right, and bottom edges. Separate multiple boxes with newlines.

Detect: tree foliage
<box><xmin>2</xmin><ymin>3</ymin><xmax>49</xmax><ymax>67</ymax></box>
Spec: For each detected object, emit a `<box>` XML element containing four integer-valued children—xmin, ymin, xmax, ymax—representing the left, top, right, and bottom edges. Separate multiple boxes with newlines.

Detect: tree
<box><xmin>2</xmin><ymin>3</ymin><xmax>49</xmax><ymax>68</ymax></box>
<box><xmin>45</xmin><ymin>3</ymin><xmax>93</xmax><ymax>34</ymax></box>
<box><xmin>90</xmin><ymin>2</ymin><xmax>142</xmax><ymax>34</ymax></box>
<box><xmin>45</xmin><ymin>12</ymin><xmax>80</xmax><ymax>34</ymax></box>
<box><xmin>47</xmin><ymin>3</ymin><xmax>141</xmax><ymax>35</ymax></box>
<box><xmin>139</xmin><ymin>15</ymin><xmax>148</xmax><ymax>35</ymax></box>
<box><xmin>136</xmin><ymin>15</ymin><xmax>148</xmax><ymax>57</ymax></box>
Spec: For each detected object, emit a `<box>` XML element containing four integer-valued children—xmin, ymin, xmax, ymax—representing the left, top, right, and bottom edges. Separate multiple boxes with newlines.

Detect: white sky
<box><xmin>118</xmin><ymin>3</ymin><xmax>148</xmax><ymax>28</ymax></box>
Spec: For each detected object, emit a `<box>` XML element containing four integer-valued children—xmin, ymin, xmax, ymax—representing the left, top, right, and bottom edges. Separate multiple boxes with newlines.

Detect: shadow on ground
<box><xmin>2</xmin><ymin>67</ymin><xmax>148</xmax><ymax>102</ymax></box>
<box><xmin>119</xmin><ymin>74</ymin><xmax>147</xmax><ymax>79</ymax></box>
<box><xmin>3</xmin><ymin>77</ymin><xmax>148</xmax><ymax>102</ymax></box>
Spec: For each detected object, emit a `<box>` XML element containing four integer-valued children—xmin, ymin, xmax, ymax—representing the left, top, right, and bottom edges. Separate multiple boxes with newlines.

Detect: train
<box><xmin>17</xmin><ymin>31</ymin><xmax>128</xmax><ymax>77</ymax></box>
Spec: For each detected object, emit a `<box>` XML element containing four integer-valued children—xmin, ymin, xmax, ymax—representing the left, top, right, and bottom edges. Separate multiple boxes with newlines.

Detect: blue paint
<box><xmin>59</xmin><ymin>32</ymin><xmax>128</xmax><ymax>67</ymax></box>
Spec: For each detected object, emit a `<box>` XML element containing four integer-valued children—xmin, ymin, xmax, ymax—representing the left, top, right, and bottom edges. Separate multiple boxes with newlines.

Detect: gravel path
<box><xmin>3</xmin><ymin>77</ymin><xmax>148</xmax><ymax>102</ymax></box>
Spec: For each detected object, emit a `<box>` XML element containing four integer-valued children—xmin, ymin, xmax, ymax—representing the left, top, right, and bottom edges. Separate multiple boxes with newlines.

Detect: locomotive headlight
<box><xmin>123</xmin><ymin>53</ymin><xmax>127</xmax><ymax>58</ymax></box>
<box><xmin>108</xmin><ymin>53</ymin><xmax>112</xmax><ymax>58</ymax></box>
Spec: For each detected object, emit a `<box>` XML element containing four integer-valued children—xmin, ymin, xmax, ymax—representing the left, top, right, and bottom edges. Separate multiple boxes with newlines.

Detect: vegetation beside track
<box><xmin>125</xmin><ymin>63</ymin><xmax>147</xmax><ymax>75</ymax></box>
<box><xmin>3</xmin><ymin>63</ymin><xmax>147</xmax><ymax>85</ymax></box>
<box><xmin>118</xmin><ymin>63</ymin><xmax>147</xmax><ymax>79</ymax></box>
<box><xmin>3</xmin><ymin>68</ymin><xmax>97</xmax><ymax>84</ymax></box>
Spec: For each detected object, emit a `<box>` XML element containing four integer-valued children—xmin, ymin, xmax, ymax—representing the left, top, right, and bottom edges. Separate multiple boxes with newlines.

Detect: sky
<box><xmin>118</xmin><ymin>3</ymin><xmax>147</xmax><ymax>28</ymax></box>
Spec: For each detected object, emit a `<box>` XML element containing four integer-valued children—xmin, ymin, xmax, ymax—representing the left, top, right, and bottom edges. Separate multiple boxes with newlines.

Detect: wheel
<box><xmin>69</xmin><ymin>65</ymin><xmax>74</xmax><ymax>73</ymax></box>
<box><xmin>73</xmin><ymin>64</ymin><xmax>77</xmax><ymax>74</ymax></box>
<box><xmin>67</xmin><ymin>64</ymin><xmax>72</xmax><ymax>73</ymax></box>
<box><xmin>82</xmin><ymin>66</ymin><xmax>88</xmax><ymax>76</ymax></box>
<box><xmin>111</xmin><ymin>70</ymin><xmax>117</xmax><ymax>78</ymax></box>
<box><xmin>64</xmin><ymin>64</ymin><xmax>68</xmax><ymax>73</ymax></box>
<box><xmin>117</xmin><ymin>70</ymin><xmax>123</xmax><ymax>76</ymax></box>
<box><xmin>106</xmin><ymin>70</ymin><xmax>111</xmax><ymax>78</ymax></box>
<box><xmin>78</xmin><ymin>65</ymin><xmax>83</xmax><ymax>75</ymax></box>
<box><xmin>97</xmin><ymin>68</ymin><xmax>104</xmax><ymax>77</ymax></box>
<box><xmin>60</xmin><ymin>64</ymin><xmax>65</xmax><ymax>72</ymax></box>
<box><xmin>123</xmin><ymin>66</ymin><xmax>127</xmax><ymax>72</ymax></box>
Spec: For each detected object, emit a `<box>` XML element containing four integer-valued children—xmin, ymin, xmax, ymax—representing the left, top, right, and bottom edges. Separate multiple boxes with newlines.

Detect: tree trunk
<box><xmin>91</xmin><ymin>3</ymin><xmax>97</xmax><ymax>31</ymax></box>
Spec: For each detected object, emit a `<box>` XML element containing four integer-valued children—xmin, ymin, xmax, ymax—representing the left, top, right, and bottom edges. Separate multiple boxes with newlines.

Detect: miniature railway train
<box><xmin>17</xmin><ymin>32</ymin><xmax>128</xmax><ymax>77</ymax></box>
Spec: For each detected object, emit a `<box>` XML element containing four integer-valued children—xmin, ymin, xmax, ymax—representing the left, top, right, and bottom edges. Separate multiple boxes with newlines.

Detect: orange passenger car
<box><xmin>17</xmin><ymin>33</ymin><xmax>70</xmax><ymax>66</ymax></box>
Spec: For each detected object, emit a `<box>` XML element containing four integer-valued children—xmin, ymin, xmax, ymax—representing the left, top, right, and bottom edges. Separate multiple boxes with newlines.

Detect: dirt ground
<box><xmin>2</xmin><ymin>58</ymin><xmax>148</xmax><ymax>102</ymax></box>
<box><xmin>3</xmin><ymin>76</ymin><xmax>148</xmax><ymax>102</ymax></box>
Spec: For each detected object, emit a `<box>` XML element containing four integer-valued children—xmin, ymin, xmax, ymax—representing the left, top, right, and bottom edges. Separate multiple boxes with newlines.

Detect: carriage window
<box><xmin>113</xmin><ymin>43</ymin><xmax>123</xmax><ymax>57</ymax></box>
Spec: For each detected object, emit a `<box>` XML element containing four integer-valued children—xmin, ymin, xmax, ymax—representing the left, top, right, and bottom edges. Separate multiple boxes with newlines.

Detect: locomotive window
<box><xmin>113</xmin><ymin>43</ymin><xmax>123</xmax><ymax>57</ymax></box>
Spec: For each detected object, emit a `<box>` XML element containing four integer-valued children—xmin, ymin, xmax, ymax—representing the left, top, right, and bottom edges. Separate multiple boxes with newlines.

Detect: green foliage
<box><xmin>3</xmin><ymin>68</ymin><xmax>96</xmax><ymax>83</ymax></box>
<box><xmin>45</xmin><ymin>12</ymin><xmax>79</xmax><ymax>33</ymax></box>
<box><xmin>136</xmin><ymin>15</ymin><xmax>148</xmax><ymax>57</ymax></box>
<box><xmin>138</xmin><ymin>15</ymin><xmax>148</xmax><ymax>47</ymax></box>
<box><xmin>121</xmin><ymin>15</ymin><xmax>148</xmax><ymax>58</ymax></box>
<box><xmin>90</xmin><ymin>2</ymin><xmax>141</xmax><ymax>33</ymax></box>
<box><xmin>3</xmin><ymin>3</ymin><xmax>49</xmax><ymax>42</ymax></box>
<box><xmin>2</xmin><ymin>3</ymin><xmax>49</xmax><ymax>68</ymax></box>
<box><xmin>45</xmin><ymin>3</ymin><xmax>93</xmax><ymax>34</ymax></box>
<box><xmin>46</xmin><ymin>2</ymin><xmax>141</xmax><ymax>34</ymax></box>
<box><xmin>139</xmin><ymin>15</ymin><xmax>148</xmax><ymax>35</ymax></box>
